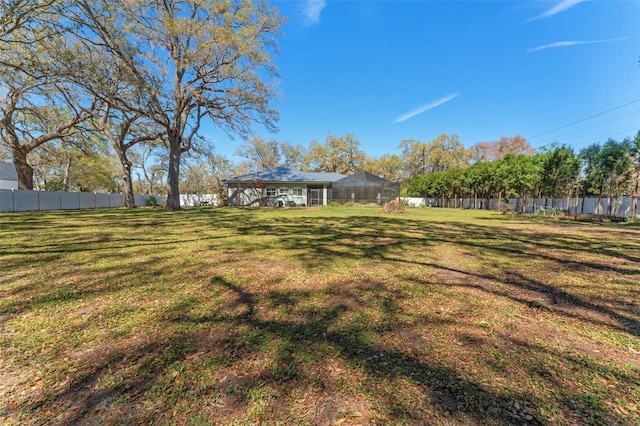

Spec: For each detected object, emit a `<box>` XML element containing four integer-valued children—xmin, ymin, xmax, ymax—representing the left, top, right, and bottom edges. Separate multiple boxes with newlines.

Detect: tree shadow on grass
<box><xmin>207</xmin><ymin>275</ymin><xmax>638</xmax><ymax>424</ymax></box>
<box><xmin>401</xmin><ymin>260</ymin><xmax>640</xmax><ymax>338</ymax></box>
<box><xmin>2</xmin><ymin>209</ymin><xmax>639</xmax><ymax>424</ymax></box>
<box><xmin>0</xmin><ymin>255</ymin><xmax>174</xmax><ymax>317</ymax></box>
<box><xmin>13</xmin><ymin>273</ymin><xmax>636</xmax><ymax>424</ymax></box>
<box><xmin>217</xmin><ymin>213</ymin><xmax>640</xmax><ymax>338</ymax></box>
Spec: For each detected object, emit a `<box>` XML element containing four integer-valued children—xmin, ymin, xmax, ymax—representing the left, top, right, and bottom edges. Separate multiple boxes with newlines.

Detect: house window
<box><xmin>291</xmin><ymin>188</ymin><xmax>303</xmax><ymax>196</ymax></box>
<box><xmin>266</xmin><ymin>187</ymin><xmax>276</xmax><ymax>197</ymax></box>
<box><xmin>278</xmin><ymin>187</ymin><xmax>291</xmax><ymax>195</ymax></box>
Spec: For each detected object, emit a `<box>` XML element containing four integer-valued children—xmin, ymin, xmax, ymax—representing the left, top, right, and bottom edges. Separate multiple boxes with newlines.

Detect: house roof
<box><xmin>333</xmin><ymin>171</ymin><xmax>394</xmax><ymax>187</ymax></box>
<box><xmin>224</xmin><ymin>166</ymin><xmax>346</xmax><ymax>184</ymax></box>
<box><xmin>0</xmin><ymin>162</ymin><xmax>18</xmax><ymax>181</ymax></box>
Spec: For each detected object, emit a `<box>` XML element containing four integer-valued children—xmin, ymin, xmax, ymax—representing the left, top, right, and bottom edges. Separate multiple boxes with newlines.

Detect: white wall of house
<box><xmin>227</xmin><ymin>186</ymin><xmax>264</xmax><ymax>206</ymax></box>
<box><xmin>270</xmin><ymin>184</ymin><xmax>308</xmax><ymax>206</ymax></box>
<box><xmin>227</xmin><ymin>183</ymin><xmax>311</xmax><ymax>207</ymax></box>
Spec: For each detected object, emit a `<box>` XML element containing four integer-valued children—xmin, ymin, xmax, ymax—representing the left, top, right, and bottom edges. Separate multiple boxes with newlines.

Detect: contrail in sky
<box><xmin>527</xmin><ymin>37</ymin><xmax>627</xmax><ymax>52</ymax></box>
<box><xmin>394</xmin><ymin>94</ymin><xmax>458</xmax><ymax>123</ymax></box>
<box><xmin>526</xmin><ymin>0</ymin><xmax>586</xmax><ymax>22</ymax></box>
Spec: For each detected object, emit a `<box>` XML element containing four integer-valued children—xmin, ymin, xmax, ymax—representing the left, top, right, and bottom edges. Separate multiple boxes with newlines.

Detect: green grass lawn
<box><xmin>1</xmin><ymin>206</ymin><xmax>638</xmax><ymax>425</ymax></box>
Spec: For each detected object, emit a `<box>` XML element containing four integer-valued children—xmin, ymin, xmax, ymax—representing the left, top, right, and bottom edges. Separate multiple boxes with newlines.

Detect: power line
<box><xmin>538</xmin><ymin>110</ymin><xmax>640</xmax><ymax>146</ymax></box>
<box><xmin>569</xmin><ymin>127</ymin><xmax>639</xmax><ymax>149</ymax></box>
<box><xmin>528</xmin><ymin>99</ymin><xmax>640</xmax><ymax>140</ymax></box>
<box><xmin>561</xmin><ymin>110</ymin><xmax>639</xmax><ymax>135</ymax></box>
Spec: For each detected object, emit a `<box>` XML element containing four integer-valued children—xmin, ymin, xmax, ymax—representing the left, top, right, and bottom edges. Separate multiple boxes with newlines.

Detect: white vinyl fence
<box><xmin>0</xmin><ymin>189</ymin><xmax>167</xmax><ymax>212</ymax></box>
<box><xmin>0</xmin><ymin>190</ymin><xmax>225</xmax><ymax>212</ymax></box>
<box><xmin>402</xmin><ymin>197</ymin><xmax>638</xmax><ymax>218</ymax></box>
<box><xmin>1</xmin><ymin>189</ymin><xmax>635</xmax><ymax>217</ymax></box>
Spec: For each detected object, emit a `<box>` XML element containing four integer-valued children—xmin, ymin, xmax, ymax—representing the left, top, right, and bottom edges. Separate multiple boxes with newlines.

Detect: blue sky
<box><xmin>207</xmin><ymin>0</ymin><xmax>640</xmax><ymax>162</ymax></box>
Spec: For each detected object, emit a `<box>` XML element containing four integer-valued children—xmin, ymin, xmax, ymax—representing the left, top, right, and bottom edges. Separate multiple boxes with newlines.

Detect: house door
<box><xmin>308</xmin><ymin>187</ymin><xmax>322</xmax><ymax>206</ymax></box>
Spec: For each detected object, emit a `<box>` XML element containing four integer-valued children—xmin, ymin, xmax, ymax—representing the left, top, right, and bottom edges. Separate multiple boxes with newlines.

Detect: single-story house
<box><xmin>0</xmin><ymin>162</ymin><xmax>19</xmax><ymax>190</ymax></box>
<box><xmin>224</xmin><ymin>166</ymin><xmax>346</xmax><ymax>207</ymax></box>
<box><xmin>224</xmin><ymin>167</ymin><xmax>400</xmax><ymax>207</ymax></box>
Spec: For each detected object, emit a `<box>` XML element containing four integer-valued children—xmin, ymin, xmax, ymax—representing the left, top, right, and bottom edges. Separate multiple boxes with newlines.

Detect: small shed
<box><xmin>0</xmin><ymin>162</ymin><xmax>19</xmax><ymax>190</ymax></box>
<box><xmin>330</xmin><ymin>171</ymin><xmax>399</xmax><ymax>205</ymax></box>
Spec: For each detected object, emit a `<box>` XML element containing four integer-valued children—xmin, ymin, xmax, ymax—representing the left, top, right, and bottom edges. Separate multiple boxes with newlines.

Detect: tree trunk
<box><xmin>63</xmin><ymin>156</ymin><xmax>72</xmax><ymax>191</ymax></box>
<box><xmin>143</xmin><ymin>168</ymin><xmax>155</xmax><ymax>195</ymax></box>
<box><xmin>33</xmin><ymin>168</ymin><xmax>41</xmax><ymax>190</ymax></box>
<box><xmin>574</xmin><ymin>181</ymin><xmax>579</xmax><ymax>219</ymax></box>
<box><xmin>115</xmin><ymin>149</ymin><xmax>136</xmax><ymax>208</ymax></box>
<box><xmin>633</xmin><ymin>169</ymin><xmax>639</xmax><ymax>217</ymax></box>
<box><xmin>121</xmin><ymin>160</ymin><xmax>135</xmax><ymax>208</ymax></box>
<box><xmin>166</xmin><ymin>141</ymin><xmax>182</xmax><ymax>210</ymax></box>
<box><xmin>122</xmin><ymin>167</ymin><xmax>135</xmax><ymax>208</ymax></box>
<box><xmin>12</xmin><ymin>147</ymin><xmax>34</xmax><ymax>190</ymax></box>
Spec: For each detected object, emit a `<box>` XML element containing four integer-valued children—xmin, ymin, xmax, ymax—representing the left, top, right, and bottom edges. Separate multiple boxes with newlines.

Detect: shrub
<box><xmin>145</xmin><ymin>196</ymin><xmax>158</xmax><ymax>207</ymax></box>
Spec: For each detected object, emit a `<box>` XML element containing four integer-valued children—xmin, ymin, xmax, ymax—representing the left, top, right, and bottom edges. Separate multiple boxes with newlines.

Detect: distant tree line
<box><xmin>406</xmin><ymin>134</ymin><xmax>640</xmax><ymax>217</ymax></box>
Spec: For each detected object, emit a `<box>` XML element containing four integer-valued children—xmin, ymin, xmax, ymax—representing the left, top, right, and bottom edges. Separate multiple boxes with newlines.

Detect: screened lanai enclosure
<box><xmin>329</xmin><ymin>171</ymin><xmax>399</xmax><ymax>205</ymax></box>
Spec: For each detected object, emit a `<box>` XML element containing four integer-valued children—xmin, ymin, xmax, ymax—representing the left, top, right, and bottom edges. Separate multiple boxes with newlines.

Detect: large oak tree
<box><xmin>0</xmin><ymin>12</ymin><xmax>96</xmax><ymax>190</ymax></box>
<box><xmin>71</xmin><ymin>0</ymin><xmax>284</xmax><ymax>210</ymax></box>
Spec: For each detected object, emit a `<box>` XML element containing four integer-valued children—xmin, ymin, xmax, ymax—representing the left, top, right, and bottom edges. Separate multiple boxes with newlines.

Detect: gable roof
<box><xmin>333</xmin><ymin>171</ymin><xmax>394</xmax><ymax>187</ymax></box>
<box><xmin>0</xmin><ymin>162</ymin><xmax>18</xmax><ymax>181</ymax></box>
<box><xmin>224</xmin><ymin>166</ymin><xmax>346</xmax><ymax>184</ymax></box>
